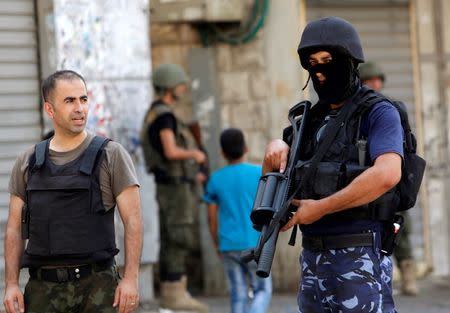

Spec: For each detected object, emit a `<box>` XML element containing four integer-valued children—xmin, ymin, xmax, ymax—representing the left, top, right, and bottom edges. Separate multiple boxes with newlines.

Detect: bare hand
<box><xmin>192</xmin><ymin>149</ymin><xmax>207</xmax><ymax>164</ymax></box>
<box><xmin>3</xmin><ymin>283</ymin><xmax>25</xmax><ymax>313</ymax></box>
<box><xmin>262</xmin><ymin>139</ymin><xmax>290</xmax><ymax>174</ymax></box>
<box><xmin>113</xmin><ymin>277</ymin><xmax>139</xmax><ymax>313</ymax></box>
<box><xmin>196</xmin><ymin>172</ymin><xmax>207</xmax><ymax>185</ymax></box>
<box><xmin>281</xmin><ymin>199</ymin><xmax>326</xmax><ymax>231</ymax></box>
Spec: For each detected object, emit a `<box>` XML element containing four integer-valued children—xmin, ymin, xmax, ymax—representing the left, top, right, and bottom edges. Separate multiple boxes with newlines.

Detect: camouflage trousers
<box><xmin>298</xmin><ymin>233</ymin><xmax>397</xmax><ymax>313</ymax></box>
<box><xmin>24</xmin><ymin>266</ymin><xmax>120</xmax><ymax>313</ymax></box>
<box><xmin>157</xmin><ymin>183</ymin><xmax>201</xmax><ymax>277</ymax></box>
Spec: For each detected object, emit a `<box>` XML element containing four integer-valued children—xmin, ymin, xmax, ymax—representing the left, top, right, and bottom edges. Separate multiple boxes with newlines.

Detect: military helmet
<box><xmin>359</xmin><ymin>61</ymin><xmax>385</xmax><ymax>81</ymax></box>
<box><xmin>152</xmin><ymin>63</ymin><xmax>189</xmax><ymax>89</ymax></box>
<box><xmin>297</xmin><ymin>16</ymin><xmax>365</xmax><ymax>69</ymax></box>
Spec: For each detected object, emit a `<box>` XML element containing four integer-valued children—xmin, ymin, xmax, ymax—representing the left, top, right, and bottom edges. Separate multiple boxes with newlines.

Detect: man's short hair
<box><xmin>220</xmin><ymin>128</ymin><xmax>246</xmax><ymax>160</ymax></box>
<box><xmin>42</xmin><ymin>70</ymin><xmax>86</xmax><ymax>102</ymax></box>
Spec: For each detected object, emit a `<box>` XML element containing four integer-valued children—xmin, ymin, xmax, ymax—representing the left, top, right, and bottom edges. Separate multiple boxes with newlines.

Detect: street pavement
<box><xmin>138</xmin><ymin>276</ymin><xmax>450</xmax><ymax>313</ymax></box>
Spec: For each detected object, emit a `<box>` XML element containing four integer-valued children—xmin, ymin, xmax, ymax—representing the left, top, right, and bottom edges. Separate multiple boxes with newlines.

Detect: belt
<box><xmin>29</xmin><ymin>259</ymin><xmax>114</xmax><ymax>283</ymax></box>
<box><xmin>302</xmin><ymin>233</ymin><xmax>373</xmax><ymax>252</ymax></box>
<box><xmin>155</xmin><ymin>175</ymin><xmax>195</xmax><ymax>185</ymax></box>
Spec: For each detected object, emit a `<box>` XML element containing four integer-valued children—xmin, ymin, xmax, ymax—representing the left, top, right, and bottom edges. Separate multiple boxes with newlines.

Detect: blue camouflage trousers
<box><xmin>298</xmin><ymin>234</ymin><xmax>397</xmax><ymax>313</ymax></box>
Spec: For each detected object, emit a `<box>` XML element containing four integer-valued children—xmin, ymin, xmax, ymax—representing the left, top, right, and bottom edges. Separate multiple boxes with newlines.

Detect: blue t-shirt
<box><xmin>361</xmin><ymin>101</ymin><xmax>404</xmax><ymax>162</ymax></box>
<box><xmin>301</xmin><ymin>100</ymin><xmax>404</xmax><ymax>236</ymax></box>
<box><xmin>203</xmin><ymin>163</ymin><xmax>262</xmax><ymax>252</ymax></box>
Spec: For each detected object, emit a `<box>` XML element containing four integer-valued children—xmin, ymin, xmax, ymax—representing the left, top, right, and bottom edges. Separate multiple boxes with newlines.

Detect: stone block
<box><xmin>230</xmin><ymin>101</ymin><xmax>268</xmax><ymax>132</ymax></box>
<box><xmin>179</xmin><ymin>24</ymin><xmax>201</xmax><ymax>44</ymax></box>
<box><xmin>220</xmin><ymin>102</ymin><xmax>233</xmax><ymax>128</ymax></box>
<box><xmin>215</xmin><ymin>44</ymin><xmax>233</xmax><ymax>72</ymax></box>
<box><xmin>232</xmin><ymin>37</ymin><xmax>265</xmax><ymax>70</ymax></box>
<box><xmin>246</xmin><ymin>130</ymin><xmax>268</xmax><ymax>162</ymax></box>
<box><xmin>230</xmin><ymin>103</ymin><xmax>250</xmax><ymax>130</ymax></box>
<box><xmin>249</xmin><ymin>71</ymin><xmax>269</xmax><ymax>100</ymax></box>
<box><xmin>150</xmin><ymin>23</ymin><xmax>180</xmax><ymax>45</ymax></box>
<box><xmin>219</xmin><ymin>72</ymin><xmax>250</xmax><ymax>103</ymax></box>
<box><xmin>152</xmin><ymin>44</ymin><xmax>201</xmax><ymax>70</ymax></box>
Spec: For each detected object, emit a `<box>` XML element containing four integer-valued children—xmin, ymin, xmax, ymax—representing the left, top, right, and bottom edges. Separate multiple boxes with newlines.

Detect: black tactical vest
<box><xmin>141</xmin><ymin>101</ymin><xmax>198</xmax><ymax>183</ymax></box>
<box><xmin>296</xmin><ymin>88</ymin><xmax>400</xmax><ymax>228</ymax></box>
<box><xmin>23</xmin><ymin>136</ymin><xmax>118</xmax><ymax>267</ymax></box>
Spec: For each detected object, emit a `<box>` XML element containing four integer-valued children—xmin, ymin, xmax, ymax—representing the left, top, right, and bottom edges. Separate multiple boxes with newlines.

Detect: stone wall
<box><xmin>150</xmin><ymin>24</ymin><xmax>270</xmax><ymax>164</ymax></box>
<box><xmin>150</xmin><ymin>0</ymin><xmax>303</xmax><ymax>294</ymax></box>
<box><xmin>150</xmin><ymin>21</ymin><xmax>274</xmax><ymax>295</ymax></box>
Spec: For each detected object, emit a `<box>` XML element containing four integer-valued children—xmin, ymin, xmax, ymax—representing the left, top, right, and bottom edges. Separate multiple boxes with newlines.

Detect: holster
<box><xmin>381</xmin><ymin>214</ymin><xmax>404</xmax><ymax>256</ymax></box>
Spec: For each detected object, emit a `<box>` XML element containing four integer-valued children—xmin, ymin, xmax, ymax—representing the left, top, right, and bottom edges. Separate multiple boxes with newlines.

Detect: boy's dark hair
<box><xmin>220</xmin><ymin>128</ymin><xmax>246</xmax><ymax>160</ymax></box>
<box><xmin>42</xmin><ymin>70</ymin><xmax>86</xmax><ymax>102</ymax></box>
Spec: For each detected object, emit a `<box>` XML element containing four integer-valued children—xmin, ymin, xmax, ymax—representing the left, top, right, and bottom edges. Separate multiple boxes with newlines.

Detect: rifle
<box><xmin>188</xmin><ymin>121</ymin><xmax>210</xmax><ymax>179</ymax></box>
<box><xmin>241</xmin><ymin>100</ymin><xmax>311</xmax><ymax>277</ymax></box>
<box><xmin>188</xmin><ymin>121</ymin><xmax>204</xmax><ymax>150</ymax></box>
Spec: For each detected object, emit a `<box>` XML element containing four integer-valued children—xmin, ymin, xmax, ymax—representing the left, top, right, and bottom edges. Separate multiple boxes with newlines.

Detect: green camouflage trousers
<box><xmin>157</xmin><ymin>183</ymin><xmax>201</xmax><ymax>276</ymax></box>
<box><xmin>24</xmin><ymin>266</ymin><xmax>120</xmax><ymax>313</ymax></box>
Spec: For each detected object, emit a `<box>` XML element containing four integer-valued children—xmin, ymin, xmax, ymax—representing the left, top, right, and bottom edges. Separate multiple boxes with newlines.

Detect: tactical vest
<box><xmin>141</xmin><ymin>102</ymin><xmax>198</xmax><ymax>183</ymax></box>
<box><xmin>296</xmin><ymin>87</ymin><xmax>400</xmax><ymax>226</ymax></box>
<box><xmin>23</xmin><ymin>136</ymin><xmax>117</xmax><ymax>264</ymax></box>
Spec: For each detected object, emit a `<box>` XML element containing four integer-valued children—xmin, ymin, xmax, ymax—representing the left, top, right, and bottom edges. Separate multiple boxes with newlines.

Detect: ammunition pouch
<box><xmin>295</xmin><ymin>161</ymin><xmax>398</xmax><ymax>222</ymax></box>
<box><xmin>295</xmin><ymin>161</ymin><xmax>365</xmax><ymax>199</ymax></box>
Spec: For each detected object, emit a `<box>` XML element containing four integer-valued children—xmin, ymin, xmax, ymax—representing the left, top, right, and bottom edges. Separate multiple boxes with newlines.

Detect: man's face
<box><xmin>306</xmin><ymin>50</ymin><xmax>356</xmax><ymax>104</ymax></box>
<box><xmin>308</xmin><ymin>51</ymin><xmax>332</xmax><ymax>84</ymax></box>
<box><xmin>172</xmin><ymin>83</ymin><xmax>188</xmax><ymax>100</ymax></box>
<box><xmin>45</xmin><ymin>78</ymin><xmax>89</xmax><ymax>136</ymax></box>
<box><xmin>362</xmin><ymin>77</ymin><xmax>384</xmax><ymax>92</ymax></box>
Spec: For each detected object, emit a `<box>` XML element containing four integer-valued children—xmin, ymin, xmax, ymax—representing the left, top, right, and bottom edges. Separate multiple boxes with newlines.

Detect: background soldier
<box><xmin>141</xmin><ymin>64</ymin><xmax>208</xmax><ymax>312</ymax></box>
<box><xmin>3</xmin><ymin>70</ymin><xmax>143</xmax><ymax>313</ymax></box>
<box><xmin>360</xmin><ymin>61</ymin><xmax>419</xmax><ymax>296</ymax></box>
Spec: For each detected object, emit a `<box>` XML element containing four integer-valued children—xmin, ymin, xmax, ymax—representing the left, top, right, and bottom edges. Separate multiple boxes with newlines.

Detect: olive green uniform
<box><xmin>141</xmin><ymin>103</ymin><xmax>200</xmax><ymax>277</ymax></box>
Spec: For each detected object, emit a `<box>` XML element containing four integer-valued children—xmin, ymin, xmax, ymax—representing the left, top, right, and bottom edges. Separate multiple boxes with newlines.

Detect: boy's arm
<box><xmin>207</xmin><ymin>204</ymin><xmax>219</xmax><ymax>249</ymax></box>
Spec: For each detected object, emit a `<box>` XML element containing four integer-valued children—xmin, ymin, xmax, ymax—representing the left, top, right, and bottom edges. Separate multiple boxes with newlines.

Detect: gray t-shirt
<box><xmin>9</xmin><ymin>132</ymin><xmax>139</xmax><ymax>209</ymax></box>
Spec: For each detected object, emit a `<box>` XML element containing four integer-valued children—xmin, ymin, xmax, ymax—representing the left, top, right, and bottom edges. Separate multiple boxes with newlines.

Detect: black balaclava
<box><xmin>307</xmin><ymin>51</ymin><xmax>360</xmax><ymax>105</ymax></box>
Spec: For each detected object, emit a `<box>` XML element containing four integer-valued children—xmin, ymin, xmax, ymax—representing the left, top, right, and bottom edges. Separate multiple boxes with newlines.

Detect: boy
<box><xmin>204</xmin><ymin>128</ymin><xmax>272</xmax><ymax>313</ymax></box>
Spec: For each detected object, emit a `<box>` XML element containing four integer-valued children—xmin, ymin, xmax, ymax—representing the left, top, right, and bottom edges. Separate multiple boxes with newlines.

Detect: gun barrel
<box><xmin>256</xmin><ymin>223</ymin><xmax>280</xmax><ymax>277</ymax></box>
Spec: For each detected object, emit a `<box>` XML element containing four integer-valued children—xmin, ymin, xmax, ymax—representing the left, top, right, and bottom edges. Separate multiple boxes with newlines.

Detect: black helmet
<box><xmin>297</xmin><ymin>17</ymin><xmax>364</xmax><ymax>69</ymax></box>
